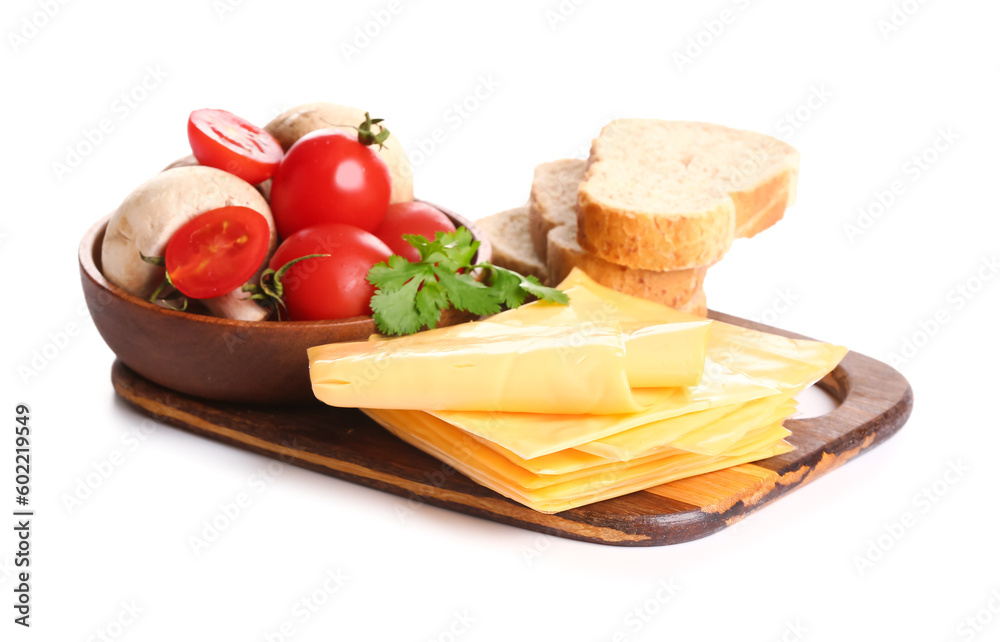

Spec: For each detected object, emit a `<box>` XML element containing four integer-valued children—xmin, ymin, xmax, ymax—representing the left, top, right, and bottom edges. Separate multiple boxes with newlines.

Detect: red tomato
<box><xmin>373</xmin><ymin>202</ymin><xmax>457</xmax><ymax>262</ymax></box>
<box><xmin>269</xmin><ymin>224</ymin><xmax>392</xmax><ymax>321</ymax></box>
<box><xmin>165</xmin><ymin>206</ymin><xmax>271</xmax><ymax>299</ymax></box>
<box><xmin>187</xmin><ymin>109</ymin><xmax>283</xmax><ymax>185</ymax></box>
<box><xmin>269</xmin><ymin>129</ymin><xmax>391</xmax><ymax>238</ymax></box>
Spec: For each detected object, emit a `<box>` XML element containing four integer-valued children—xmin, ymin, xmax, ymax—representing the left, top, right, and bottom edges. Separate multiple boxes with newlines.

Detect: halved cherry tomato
<box><xmin>165</xmin><ymin>206</ymin><xmax>270</xmax><ymax>299</ymax></box>
<box><xmin>269</xmin><ymin>129</ymin><xmax>392</xmax><ymax>238</ymax></box>
<box><xmin>373</xmin><ymin>202</ymin><xmax>457</xmax><ymax>262</ymax></box>
<box><xmin>187</xmin><ymin>109</ymin><xmax>283</xmax><ymax>185</ymax></box>
<box><xmin>269</xmin><ymin>223</ymin><xmax>392</xmax><ymax>321</ymax></box>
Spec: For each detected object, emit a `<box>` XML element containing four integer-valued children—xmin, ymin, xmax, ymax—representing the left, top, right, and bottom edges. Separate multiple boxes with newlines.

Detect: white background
<box><xmin>3</xmin><ymin>0</ymin><xmax>999</xmax><ymax>640</ymax></box>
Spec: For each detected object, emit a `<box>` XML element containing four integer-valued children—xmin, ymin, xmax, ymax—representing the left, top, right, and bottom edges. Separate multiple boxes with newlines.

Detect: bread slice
<box><xmin>477</xmin><ymin>206</ymin><xmax>548</xmax><ymax>284</ymax></box>
<box><xmin>529</xmin><ymin>159</ymin><xmax>584</xmax><ymax>262</ymax></box>
<box><xmin>677</xmin><ymin>287</ymin><xmax>707</xmax><ymax>317</ymax></box>
<box><xmin>529</xmin><ymin>158</ymin><xmax>706</xmax><ymax>308</ymax></box>
<box><xmin>546</xmin><ymin>209</ymin><xmax>706</xmax><ymax>308</ymax></box>
<box><xmin>578</xmin><ymin>119</ymin><xmax>799</xmax><ymax>270</ymax></box>
<box><xmin>479</xmin><ymin>205</ymin><xmax>707</xmax><ymax>314</ymax></box>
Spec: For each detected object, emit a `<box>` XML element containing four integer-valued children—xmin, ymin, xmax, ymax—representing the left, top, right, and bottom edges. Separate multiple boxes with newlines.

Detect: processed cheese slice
<box><xmin>430</xmin><ymin>354</ymin><xmax>785</xmax><ymax>460</ymax></box>
<box><xmin>721</xmin><ymin>422</ymin><xmax>792</xmax><ymax>457</ymax></box>
<box><xmin>471</xmin><ymin>410</ymin><xmax>793</xmax><ymax>476</ymax></box>
<box><xmin>364</xmin><ymin>406</ymin><xmax>792</xmax><ymax>513</ymax></box>
<box><xmin>309</xmin><ymin>318</ymin><xmax>710</xmax><ymax>414</ymax></box>
<box><xmin>345</xmin><ymin>270</ymin><xmax>844</xmax><ymax>513</ymax></box>
<box><xmin>641</xmin><ymin>397</ymin><xmax>796</xmax><ymax>457</ymax></box>
<box><xmin>572</xmin><ymin>396</ymin><xmax>786</xmax><ymax>461</ymax></box>
<box><xmin>432</xmin><ymin>270</ymin><xmax>846</xmax><ymax>459</ymax></box>
<box><xmin>367</xmin><ymin>407</ymin><xmax>791</xmax><ymax>491</ymax></box>
<box><xmin>517</xmin><ymin>444</ymin><xmax>792</xmax><ymax>513</ymax></box>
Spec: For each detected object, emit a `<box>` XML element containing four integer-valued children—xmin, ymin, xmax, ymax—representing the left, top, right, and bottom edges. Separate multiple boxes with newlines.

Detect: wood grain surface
<box><xmin>110</xmin><ymin>311</ymin><xmax>913</xmax><ymax>547</ymax></box>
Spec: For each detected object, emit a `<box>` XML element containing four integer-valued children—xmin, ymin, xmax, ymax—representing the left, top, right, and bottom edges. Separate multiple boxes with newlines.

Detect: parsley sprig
<box><xmin>367</xmin><ymin>227</ymin><xmax>568</xmax><ymax>336</ymax></box>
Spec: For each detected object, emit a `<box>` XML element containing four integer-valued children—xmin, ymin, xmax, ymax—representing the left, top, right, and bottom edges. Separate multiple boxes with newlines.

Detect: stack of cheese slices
<box><xmin>307</xmin><ymin>119</ymin><xmax>840</xmax><ymax>514</ymax></box>
<box><xmin>309</xmin><ymin>271</ymin><xmax>845</xmax><ymax>514</ymax></box>
<box><xmin>479</xmin><ymin>119</ymin><xmax>801</xmax><ymax>314</ymax></box>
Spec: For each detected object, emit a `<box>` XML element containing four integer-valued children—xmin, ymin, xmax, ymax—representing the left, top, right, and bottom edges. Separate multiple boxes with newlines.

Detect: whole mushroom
<box><xmin>265</xmin><ymin>102</ymin><xmax>414</xmax><ymax>205</ymax></box>
<box><xmin>101</xmin><ymin>165</ymin><xmax>278</xmax><ymax>321</ymax></box>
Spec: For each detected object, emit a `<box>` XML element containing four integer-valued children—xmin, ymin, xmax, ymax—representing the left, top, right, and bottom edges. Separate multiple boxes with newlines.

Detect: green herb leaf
<box><xmin>434</xmin><ymin>265</ymin><xmax>499</xmax><ymax>317</ymax></box>
<box><xmin>368</xmin><ymin>255</ymin><xmax>429</xmax><ymax>292</ymax></box>
<box><xmin>371</xmin><ymin>277</ymin><xmax>426</xmax><ymax>336</ymax></box>
<box><xmin>486</xmin><ymin>265</ymin><xmax>530</xmax><ymax>309</ymax></box>
<box><xmin>513</xmin><ymin>272</ymin><xmax>570</xmax><ymax>305</ymax></box>
<box><xmin>366</xmin><ymin>227</ymin><xmax>568</xmax><ymax>336</ymax></box>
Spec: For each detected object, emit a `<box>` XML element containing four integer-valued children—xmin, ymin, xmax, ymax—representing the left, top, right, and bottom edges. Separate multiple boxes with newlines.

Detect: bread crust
<box><xmin>577</xmin><ymin>188</ymin><xmax>734</xmax><ymax>270</ymax></box>
<box><xmin>478</xmin><ymin>206</ymin><xmax>548</xmax><ymax>283</ymax></box>
<box><xmin>577</xmin><ymin>119</ymin><xmax>798</xmax><ymax>270</ymax></box>
<box><xmin>481</xmin><ymin>204</ymin><xmax>708</xmax><ymax>313</ymax></box>
<box><xmin>732</xmin><ymin>165</ymin><xmax>797</xmax><ymax>238</ymax></box>
<box><xmin>547</xmin><ymin>225</ymin><xmax>706</xmax><ymax>307</ymax></box>
<box><xmin>527</xmin><ymin>157</ymin><xmax>710</xmax><ymax>307</ymax></box>
<box><xmin>676</xmin><ymin>287</ymin><xmax>707</xmax><ymax>317</ymax></box>
<box><xmin>528</xmin><ymin>159</ymin><xmax>584</xmax><ymax>261</ymax></box>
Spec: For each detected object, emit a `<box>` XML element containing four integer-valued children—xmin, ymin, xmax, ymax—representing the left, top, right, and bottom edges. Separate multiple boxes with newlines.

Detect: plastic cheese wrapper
<box><xmin>430</xmin><ymin>271</ymin><xmax>847</xmax><ymax>459</ymax></box>
<box><xmin>320</xmin><ymin>269</ymin><xmax>846</xmax><ymax>514</ymax></box>
<box><xmin>364</xmin><ymin>406</ymin><xmax>794</xmax><ymax>513</ymax></box>
<box><xmin>309</xmin><ymin>310</ymin><xmax>710</xmax><ymax>415</ymax></box>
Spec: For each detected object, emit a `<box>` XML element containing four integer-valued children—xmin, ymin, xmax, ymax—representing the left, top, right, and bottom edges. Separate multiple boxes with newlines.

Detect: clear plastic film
<box><xmin>431</xmin><ymin>271</ymin><xmax>846</xmax><ymax>459</ymax></box>
<box><xmin>364</xmin><ymin>406</ymin><xmax>793</xmax><ymax>514</ymax></box>
<box><xmin>319</xmin><ymin>269</ymin><xmax>846</xmax><ymax>514</ymax></box>
<box><xmin>310</xmin><ymin>314</ymin><xmax>710</xmax><ymax>415</ymax></box>
<box><xmin>577</xmin><ymin>396</ymin><xmax>797</xmax><ymax>461</ymax></box>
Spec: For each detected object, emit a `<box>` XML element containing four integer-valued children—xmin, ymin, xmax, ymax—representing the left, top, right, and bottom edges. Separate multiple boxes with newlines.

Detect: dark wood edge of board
<box><xmin>109</xmin><ymin>310</ymin><xmax>914</xmax><ymax>547</ymax></box>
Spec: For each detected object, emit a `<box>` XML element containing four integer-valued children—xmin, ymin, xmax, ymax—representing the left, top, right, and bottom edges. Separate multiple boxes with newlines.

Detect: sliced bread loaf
<box><xmin>578</xmin><ymin>119</ymin><xmax>799</xmax><ymax>270</ymax></box>
<box><xmin>478</xmin><ymin>205</ymin><xmax>707</xmax><ymax>314</ymax></box>
<box><xmin>530</xmin><ymin>158</ymin><xmax>706</xmax><ymax>308</ymax></box>
<box><xmin>477</xmin><ymin>206</ymin><xmax>548</xmax><ymax>284</ymax></box>
<box><xmin>529</xmin><ymin>159</ymin><xmax>584</xmax><ymax>261</ymax></box>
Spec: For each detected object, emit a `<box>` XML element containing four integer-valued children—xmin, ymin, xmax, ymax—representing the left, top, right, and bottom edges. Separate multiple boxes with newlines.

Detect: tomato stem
<box><xmin>140</xmin><ymin>252</ymin><xmax>166</xmax><ymax>267</ymax></box>
<box><xmin>243</xmin><ymin>253</ymin><xmax>330</xmax><ymax>321</ymax></box>
<box><xmin>148</xmin><ymin>276</ymin><xmax>170</xmax><ymax>303</ymax></box>
<box><xmin>146</xmin><ymin>270</ymin><xmax>189</xmax><ymax>311</ymax></box>
<box><xmin>354</xmin><ymin>112</ymin><xmax>390</xmax><ymax>149</ymax></box>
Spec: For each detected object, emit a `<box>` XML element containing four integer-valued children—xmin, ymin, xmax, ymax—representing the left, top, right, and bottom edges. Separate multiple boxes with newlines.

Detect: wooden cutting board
<box><xmin>110</xmin><ymin>311</ymin><xmax>913</xmax><ymax>547</ymax></box>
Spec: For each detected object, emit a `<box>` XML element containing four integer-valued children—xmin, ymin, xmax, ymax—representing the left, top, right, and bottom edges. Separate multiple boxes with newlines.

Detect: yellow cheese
<box><xmin>432</xmin><ymin>274</ymin><xmax>845</xmax><ymax>459</ymax></box>
<box><xmin>719</xmin><ymin>422</ymin><xmax>792</xmax><ymax>457</ymax></box>
<box><xmin>634</xmin><ymin>397</ymin><xmax>796</xmax><ymax>458</ymax></box>
<box><xmin>318</xmin><ymin>269</ymin><xmax>845</xmax><ymax>514</ymax></box>
<box><xmin>571</xmin><ymin>396</ymin><xmax>790</xmax><ymax>461</ymax></box>
<box><xmin>364</xmin><ymin>406</ymin><xmax>793</xmax><ymax>513</ymax></box>
<box><xmin>366</xmin><ymin>407</ymin><xmax>790</xmax><ymax>489</ymax></box>
<box><xmin>310</xmin><ymin>317</ymin><xmax>710</xmax><ymax>414</ymax></box>
<box><xmin>430</xmin><ymin>353</ymin><xmax>787</xmax><ymax>460</ymax></box>
<box><xmin>471</xmin><ymin>410</ymin><xmax>793</xmax><ymax>476</ymax></box>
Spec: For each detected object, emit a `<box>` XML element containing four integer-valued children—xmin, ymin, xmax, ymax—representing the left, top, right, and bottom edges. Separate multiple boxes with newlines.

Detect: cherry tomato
<box><xmin>373</xmin><ymin>202</ymin><xmax>457</xmax><ymax>262</ymax></box>
<box><xmin>269</xmin><ymin>129</ymin><xmax>391</xmax><ymax>238</ymax></box>
<box><xmin>269</xmin><ymin>224</ymin><xmax>392</xmax><ymax>321</ymax></box>
<box><xmin>187</xmin><ymin>109</ymin><xmax>283</xmax><ymax>185</ymax></box>
<box><xmin>165</xmin><ymin>206</ymin><xmax>271</xmax><ymax>299</ymax></box>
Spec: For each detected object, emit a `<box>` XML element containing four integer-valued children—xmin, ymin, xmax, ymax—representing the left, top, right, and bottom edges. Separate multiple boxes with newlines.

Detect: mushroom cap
<box><xmin>265</xmin><ymin>102</ymin><xmax>414</xmax><ymax>204</ymax></box>
<box><xmin>101</xmin><ymin>165</ymin><xmax>276</xmax><ymax>298</ymax></box>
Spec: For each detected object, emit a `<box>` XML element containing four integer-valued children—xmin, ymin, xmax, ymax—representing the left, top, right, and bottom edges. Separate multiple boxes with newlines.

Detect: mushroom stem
<box><xmin>203</xmin><ymin>289</ymin><xmax>271</xmax><ymax>322</ymax></box>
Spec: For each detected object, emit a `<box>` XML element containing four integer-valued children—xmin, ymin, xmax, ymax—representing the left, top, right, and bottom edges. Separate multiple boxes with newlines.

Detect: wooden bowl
<box><xmin>79</xmin><ymin>204</ymin><xmax>491</xmax><ymax>404</ymax></box>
